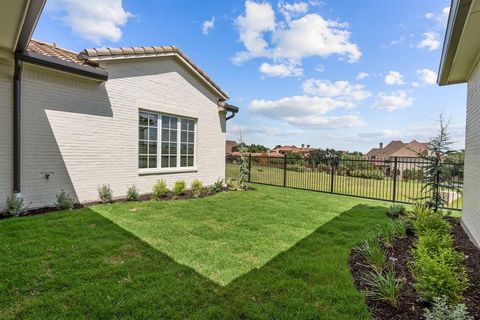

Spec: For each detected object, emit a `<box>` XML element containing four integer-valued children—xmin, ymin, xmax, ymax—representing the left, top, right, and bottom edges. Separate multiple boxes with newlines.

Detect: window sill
<box><xmin>139</xmin><ymin>167</ymin><xmax>198</xmax><ymax>176</ymax></box>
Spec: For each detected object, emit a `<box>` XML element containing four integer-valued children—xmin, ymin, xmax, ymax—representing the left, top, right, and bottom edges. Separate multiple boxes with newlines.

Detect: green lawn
<box><xmin>227</xmin><ymin>163</ymin><xmax>462</xmax><ymax>210</ymax></box>
<box><xmin>0</xmin><ymin>185</ymin><xmax>391</xmax><ymax>319</ymax></box>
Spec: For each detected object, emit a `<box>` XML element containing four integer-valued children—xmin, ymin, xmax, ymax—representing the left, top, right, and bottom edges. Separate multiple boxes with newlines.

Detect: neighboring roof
<box><xmin>367</xmin><ymin>141</ymin><xmax>405</xmax><ymax>159</ymax></box>
<box><xmin>367</xmin><ymin>140</ymin><xmax>429</xmax><ymax>158</ymax></box>
<box><xmin>438</xmin><ymin>0</ymin><xmax>480</xmax><ymax>85</ymax></box>
<box><xmin>226</xmin><ymin>140</ymin><xmax>237</xmax><ymax>154</ymax></box>
<box><xmin>79</xmin><ymin>45</ymin><xmax>229</xmax><ymax>100</ymax></box>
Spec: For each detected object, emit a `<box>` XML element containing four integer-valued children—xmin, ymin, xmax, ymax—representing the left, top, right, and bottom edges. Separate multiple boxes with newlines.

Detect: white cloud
<box><xmin>373</xmin><ymin>91</ymin><xmax>414</xmax><ymax>111</ymax></box>
<box><xmin>425</xmin><ymin>6</ymin><xmax>450</xmax><ymax>26</ymax></box>
<box><xmin>234</xmin><ymin>1</ymin><xmax>276</xmax><ymax>63</ymax></box>
<box><xmin>358</xmin><ymin>129</ymin><xmax>402</xmax><ymax>138</ymax></box>
<box><xmin>356</xmin><ymin>72</ymin><xmax>369</xmax><ymax>80</ymax></box>
<box><xmin>250</xmin><ymin>95</ymin><xmax>364</xmax><ymax>128</ymax></box>
<box><xmin>302</xmin><ymin>79</ymin><xmax>371</xmax><ymax>101</ymax></box>
<box><xmin>384</xmin><ymin>71</ymin><xmax>405</xmax><ymax>85</ymax></box>
<box><xmin>228</xmin><ymin>125</ymin><xmax>304</xmax><ymax>138</ymax></box>
<box><xmin>234</xmin><ymin>1</ymin><xmax>361</xmax><ymax>69</ymax></box>
<box><xmin>45</xmin><ymin>0</ymin><xmax>132</xmax><ymax>44</ymax></box>
<box><xmin>259</xmin><ymin>62</ymin><xmax>303</xmax><ymax>77</ymax></box>
<box><xmin>202</xmin><ymin>16</ymin><xmax>215</xmax><ymax>35</ymax></box>
<box><xmin>417</xmin><ymin>68</ymin><xmax>437</xmax><ymax>85</ymax></box>
<box><xmin>417</xmin><ymin>32</ymin><xmax>441</xmax><ymax>51</ymax></box>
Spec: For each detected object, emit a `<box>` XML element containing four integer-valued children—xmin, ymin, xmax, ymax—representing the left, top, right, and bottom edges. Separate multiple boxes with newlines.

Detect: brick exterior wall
<box><xmin>1</xmin><ymin>56</ymin><xmax>227</xmax><ymax>210</ymax></box>
<box><xmin>464</xmin><ymin>59</ymin><xmax>480</xmax><ymax>248</ymax></box>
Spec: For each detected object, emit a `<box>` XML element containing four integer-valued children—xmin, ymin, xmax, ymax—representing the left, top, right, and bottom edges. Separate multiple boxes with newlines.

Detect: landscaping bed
<box><xmin>350</xmin><ymin>211</ymin><xmax>480</xmax><ymax>319</ymax></box>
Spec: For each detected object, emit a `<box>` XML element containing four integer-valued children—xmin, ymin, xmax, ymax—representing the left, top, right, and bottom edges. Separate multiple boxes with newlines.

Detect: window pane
<box><xmin>180</xmin><ymin>156</ymin><xmax>187</xmax><ymax>167</ymax></box>
<box><xmin>188</xmin><ymin>156</ymin><xmax>194</xmax><ymax>167</ymax></box>
<box><xmin>170</xmin><ymin>117</ymin><xmax>178</xmax><ymax>129</ymax></box>
<box><xmin>161</xmin><ymin>129</ymin><xmax>169</xmax><ymax>142</ymax></box>
<box><xmin>187</xmin><ymin>143</ymin><xmax>194</xmax><ymax>154</ymax></box>
<box><xmin>180</xmin><ymin>143</ymin><xmax>187</xmax><ymax>154</ymax></box>
<box><xmin>181</xmin><ymin>131</ymin><xmax>187</xmax><ymax>142</ymax></box>
<box><xmin>149</xmin><ymin>156</ymin><xmax>157</xmax><ymax>168</ymax></box>
<box><xmin>161</xmin><ymin>156</ymin><xmax>169</xmax><ymax>168</ymax></box>
<box><xmin>161</xmin><ymin>143</ymin><xmax>169</xmax><ymax>155</ymax></box>
<box><xmin>139</xmin><ymin>155</ymin><xmax>148</xmax><ymax>169</ymax></box>
<box><xmin>162</xmin><ymin>116</ymin><xmax>169</xmax><ymax>128</ymax></box>
<box><xmin>188</xmin><ymin>120</ymin><xmax>195</xmax><ymax>131</ymax></box>
<box><xmin>170</xmin><ymin>143</ymin><xmax>177</xmax><ymax>155</ymax></box>
<box><xmin>149</xmin><ymin>128</ymin><xmax>157</xmax><ymax>141</ymax></box>
<box><xmin>149</xmin><ymin>142</ymin><xmax>157</xmax><ymax>154</ymax></box>
<box><xmin>170</xmin><ymin>130</ymin><xmax>177</xmax><ymax>142</ymax></box>
<box><xmin>139</xmin><ymin>141</ymin><xmax>148</xmax><ymax>154</ymax></box>
<box><xmin>181</xmin><ymin>119</ymin><xmax>188</xmax><ymax>130</ymax></box>
<box><xmin>139</xmin><ymin>126</ymin><xmax>148</xmax><ymax>140</ymax></box>
<box><xmin>170</xmin><ymin>156</ymin><xmax>177</xmax><ymax>167</ymax></box>
<box><xmin>188</xmin><ymin>132</ymin><xmax>194</xmax><ymax>143</ymax></box>
<box><xmin>139</xmin><ymin>112</ymin><xmax>149</xmax><ymax>126</ymax></box>
<box><xmin>148</xmin><ymin>113</ymin><xmax>158</xmax><ymax>127</ymax></box>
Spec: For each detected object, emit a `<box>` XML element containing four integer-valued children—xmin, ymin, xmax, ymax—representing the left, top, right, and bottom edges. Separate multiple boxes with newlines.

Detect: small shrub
<box><xmin>403</xmin><ymin>169</ymin><xmax>424</xmax><ymax>181</ymax></box>
<box><xmin>226</xmin><ymin>178</ymin><xmax>242</xmax><ymax>191</ymax></box>
<box><xmin>357</xmin><ymin>236</ymin><xmax>387</xmax><ymax>271</ymax></box>
<box><xmin>98</xmin><ymin>185</ymin><xmax>113</xmax><ymax>203</ymax></box>
<box><xmin>379</xmin><ymin>220</ymin><xmax>407</xmax><ymax>248</ymax></box>
<box><xmin>55</xmin><ymin>190</ymin><xmax>75</xmax><ymax>210</ymax></box>
<box><xmin>350</xmin><ymin>169</ymin><xmax>385</xmax><ymax>180</ymax></box>
<box><xmin>212</xmin><ymin>178</ymin><xmax>224</xmax><ymax>193</ymax></box>
<box><xmin>152</xmin><ymin>180</ymin><xmax>169</xmax><ymax>199</ymax></box>
<box><xmin>172</xmin><ymin>180</ymin><xmax>186</xmax><ymax>197</ymax></box>
<box><xmin>412</xmin><ymin>244</ymin><xmax>468</xmax><ymax>303</ymax></box>
<box><xmin>362</xmin><ymin>267</ymin><xmax>404</xmax><ymax>308</ymax></box>
<box><xmin>191</xmin><ymin>180</ymin><xmax>203</xmax><ymax>197</ymax></box>
<box><xmin>414</xmin><ymin>213</ymin><xmax>451</xmax><ymax>236</ymax></box>
<box><xmin>6</xmin><ymin>194</ymin><xmax>25</xmax><ymax>217</ymax></box>
<box><xmin>386</xmin><ymin>204</ymin><xmax>406</xmax><ymax>218</ymax></box>
<box><xmin>410</xmin><ymin>202</ymin><xmax>433</xmax><ymax>220</ymax></box>
<box><xmin>417</xmin><ymin>230</ymin><xmax>453</xmax><ymax>254</ymax></box>
<box><xmin>126</xmin><ymin>185</ymin><xmax>139</xmax><ymax>201</ymax></box>
<box><xmin>424</xmin><ymin>296</ymin><xmax>473</xmax><ymax>320</ymax></box>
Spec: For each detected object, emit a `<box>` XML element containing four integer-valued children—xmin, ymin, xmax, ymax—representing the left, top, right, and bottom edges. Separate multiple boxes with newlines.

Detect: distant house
<box><xmin>271</xmin><ymin>144</ymin><xmax>313</xmax><ymax>155</ymax></box>
<box><xmin>226</xmin><ymin>140</ymin><xmax>237</xmax><ymax>154</ymax></box>
<box><xmin>366</xmin><ymin>140</ymin><xmax>429</xmax><ymax>160</ymax></box>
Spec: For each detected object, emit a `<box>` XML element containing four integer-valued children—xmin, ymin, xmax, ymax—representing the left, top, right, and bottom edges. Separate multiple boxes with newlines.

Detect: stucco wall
<box><xmin>0</xmin><ymin>63</ymin><xmax>13</xmax><ymax>210</ymax></box>
<box><xmin>463</xmin><ymin>59</ymin><xmax>480</xmax><ymax>248</ymax></box>
<box><xmin>16</xmin><ymin>56</ymin><xmax>226</xmax><ymax>209</ymax></box>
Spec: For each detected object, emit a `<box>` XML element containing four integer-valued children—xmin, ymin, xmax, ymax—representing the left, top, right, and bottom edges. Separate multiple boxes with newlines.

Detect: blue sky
<box><xmin>33</xmin><ymin>0</ymin><xmax>467</xmax><ymax>152</ymax></box>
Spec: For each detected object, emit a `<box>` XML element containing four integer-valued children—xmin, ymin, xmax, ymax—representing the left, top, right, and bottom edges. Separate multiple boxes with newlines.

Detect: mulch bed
<box><xmin>349</xmin><ymin>217</ymin><xmax>480</xmax><ymax>320</ymax></box>
<box><xmin>0</xmin><ymin>186</ymin><xmax>253</xmax><ymax>220</ymax></box>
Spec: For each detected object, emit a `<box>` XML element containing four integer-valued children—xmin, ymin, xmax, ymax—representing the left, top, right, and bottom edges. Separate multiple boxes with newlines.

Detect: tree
<box><xmin>237</xmin><ymin>130</ymin><xmax>249</xmax><ymax>190</ymax></box>
<box><xmin>419</xmin><ymin>115</ymin><xmax>461</xmax><ymax>211</ymax></box>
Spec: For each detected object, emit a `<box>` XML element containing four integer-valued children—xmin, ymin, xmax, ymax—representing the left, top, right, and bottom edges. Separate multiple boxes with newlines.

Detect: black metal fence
<box><xmin>226</xmin><ymin>155</ymin><xmax>464</xmax><ymax>211</ymax></box>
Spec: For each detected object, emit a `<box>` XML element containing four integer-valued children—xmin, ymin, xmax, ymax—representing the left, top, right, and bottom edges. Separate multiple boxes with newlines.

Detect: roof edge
<box><xmin>438</xmin><ymin>0</ymin><xmax>473</xmax><ymax>86</ymax></box>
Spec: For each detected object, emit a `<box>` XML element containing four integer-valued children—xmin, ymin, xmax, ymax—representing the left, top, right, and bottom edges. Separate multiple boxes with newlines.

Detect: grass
<box><xmin>0</xmin><ymin>184</ymin><xmax>391</xmax><ymax>319</ymax></box>
<box><xmin>227</xmin><ymin>163</ymin><xmax>462</xmax><ymax>209</ymax></box>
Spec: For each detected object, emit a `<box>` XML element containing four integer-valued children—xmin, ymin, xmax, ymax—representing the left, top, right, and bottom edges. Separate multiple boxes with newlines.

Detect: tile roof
<box><xmin>78</xmin><ymin>45</ymin><xmax>229</xmax><ymax>99</ymax></box>
<box><xmin>27</xmin><ymin>39</ymin><xmax>99</xmax><ymax>68</ymax></box>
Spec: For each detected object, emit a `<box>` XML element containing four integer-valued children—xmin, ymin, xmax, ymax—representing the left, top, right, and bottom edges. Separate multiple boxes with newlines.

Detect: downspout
<box><xmin>226</xmin><ymin>112</ymin><xmax>236</xmax><ymax>121</ymax></box>
<box><xmin>13</xmin><ymin>57</ymin><xmax>22</xmax><ymax>195</ymax></box>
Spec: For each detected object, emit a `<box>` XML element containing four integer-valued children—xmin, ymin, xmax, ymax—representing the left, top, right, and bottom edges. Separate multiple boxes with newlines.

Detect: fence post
<box><xmin>283</xmin><ymin>153</ymin><xmax>287</xmax><ymax>187</ymax></box>
<box><xmin>392</xmin><ymin>157</ymin><xmax>398</xmax><ymax>202</ymax></box>
<box><xmin>248</xmin><ymin>154</ymin><xmax>252</xmax><ymax>182</ymax></box>
<box><xmin>330</xmin><ymin>161</ymin><xmax>335</xmax><ymax>193</ymax></box>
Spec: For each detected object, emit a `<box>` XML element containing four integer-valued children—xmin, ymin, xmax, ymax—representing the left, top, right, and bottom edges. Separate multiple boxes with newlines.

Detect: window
<box><xmin>139</xmin><ymin>111</ymin><xmax>196</xmax><ymax>170</ymax></box>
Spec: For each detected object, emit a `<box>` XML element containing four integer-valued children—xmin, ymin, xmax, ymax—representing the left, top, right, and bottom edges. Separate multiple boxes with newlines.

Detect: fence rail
<box><xmin>226</xmin><ymin>155</ymin><xmax>464</xmax><ymax>211</ymax></box>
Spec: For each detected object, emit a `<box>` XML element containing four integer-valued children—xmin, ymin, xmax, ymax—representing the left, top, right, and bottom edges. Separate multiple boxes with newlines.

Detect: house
<box><xmin>0</xmin><ymin>1</ymin><xmax>238</xmax><ymax>210</ymax></box>
<box><xmin>366</xmin><ymin>140</ymin><xmax>429</xmax><ymax>160</ymax></box>
<box><xmin>225</xmin><ymin>140</ymin><xmax>237</xmax><ymax>154</ymax></box>
<box><xmin>438</xmin><ymin>0</ymin><xmax>480</xmax><ymax>247</ymax></box>
<box><xmin>271</xmin><ymin>144</ymin><xmax>313</xmax><ymax>155</ymax></box>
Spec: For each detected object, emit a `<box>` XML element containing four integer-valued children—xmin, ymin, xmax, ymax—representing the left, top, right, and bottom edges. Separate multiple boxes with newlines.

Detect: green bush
<box><xmin>126</xmin><ymin>185</ymin><xmax>139</xmax><ymax>201</ymax></box>
<box><xmin>191</xmin><ymin>180</ymin><xmax>203</xmax><ymax>197</ymax></box>
<box><xmin>357</xmin><ymin>236</ymin><xmax>387</xmax><ymax>271</ymax></box>
<box><xmin>172</xmin><ymin>180</ymin><xmax>186</xmax><ymax>197</ymax></box>
<box><xmin>350</xmin><ymin>169</ymin><xmax>385</xmax><ymax>180</ymax></box>
<box><xmin>226</xmin><ymin>178</ymin><xmax>243</xmax><ymax>191</ymax></box>
<box><xmin>412</xmin><ymin>242</ymin><xmax>468</xmax><ymax>304</ymax></box>
<box><xmin>6</xmin><ymin>194</ymin><xmax>26</xmax><ymax>217</ymax></box>
<box><xmin>424</xmin><ymin>296</ymin><xmax>473</xmax><ymax>320</ymax></box>
<box><xmin>98</xmin><ymin>185</ymin><xmax>113</xmax><ymax>203</ymax></box>
<box><xmin>55</xmin><ymin>190</ymin><xmax>75</xmax><ymax>210</ymax></box>
<box><xmin>386</xmin><ymin>204</ymin><xmax>406</xmax><ymax>218</ymax></box>
<box><xmin>403</xmin><ymin>169</ymin><xmax>424</xmax><ymax>181</ymax></box>
<box><xmin>287</xmin><ymin>164</ymin><xmax>305</xmax><ymax>172</ymax></box>
<box><xmin>362</xmin><ymin>267</ymin><xmax>404</xmax><ymax>308</ymax></box>
<box><xmin>212</xmin><ymin>178</ymin><xmax>224</xmax><ymax>193</ymax></box>
<box><xmin>416</xmin><ymin>230</ymin><xmax>453</xmax><ymax>254</ymax></box>
<box><xmin>152</xmin><ymin>180</ymin><xmax>169</xmax><ymax>199</ymax></box>
<box><xmin>414</xmin><ymin>213</ymin><xmax>451</xmax><ymax>236</ymax></box>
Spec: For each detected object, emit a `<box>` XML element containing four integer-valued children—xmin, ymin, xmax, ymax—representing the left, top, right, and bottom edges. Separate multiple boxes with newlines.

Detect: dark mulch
<box><xmin>0</xmin><ymin>186</ymin><xmax>253</xmax><ymax>220</ymax></box>
<box><xmin>350</xmin><ymin>217</ymin><xmax>480</xmax><ymax>320</ymax></box>
<box><xmin>449</xmin><ymin>218</ymin><xmax>480</xmax><ymax>319</ymax></box>
<box><xmin>350</xmin><ymin>235</ymin><xmax>427</xmax><ymax>320</ymax></box>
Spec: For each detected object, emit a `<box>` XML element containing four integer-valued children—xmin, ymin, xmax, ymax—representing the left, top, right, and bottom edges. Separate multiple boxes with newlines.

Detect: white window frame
<box><xmin>139</xmin><ymin>110</ymin><xmax>197</xmax><ymax>175</ymax></box>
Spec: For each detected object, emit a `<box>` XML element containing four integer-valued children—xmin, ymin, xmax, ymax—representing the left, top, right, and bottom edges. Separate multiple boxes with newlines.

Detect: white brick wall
<box><xmin>10</xmin><ymin>56</ymin><xmax>226</xmax><ymax>209</ymax></box>
<box><xmin>0</xmin><ymin>63</ymin><xmax>13</xmax><ymax>210</ymax></box>
<box><xmin>464</xmin><ymin>60</ymin><xmax>480</xmax><ymax>248</ymax></box>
